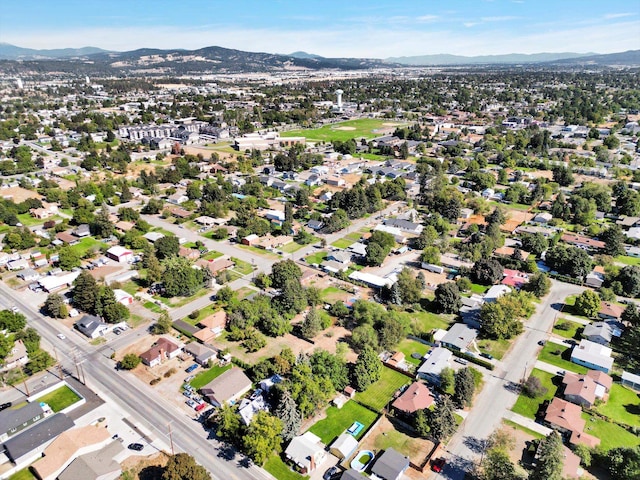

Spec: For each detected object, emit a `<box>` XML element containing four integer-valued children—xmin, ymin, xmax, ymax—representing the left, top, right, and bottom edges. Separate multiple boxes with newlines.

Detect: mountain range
<box><xmin>0</xmin><ymin>43</ymin><xmax>638</xmax><ymax>76</ymax></box>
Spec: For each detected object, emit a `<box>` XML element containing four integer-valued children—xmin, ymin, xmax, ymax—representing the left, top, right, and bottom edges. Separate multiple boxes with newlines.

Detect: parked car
<box><xmin>195</xmin><ymin>403</ymin><xmax>207</xmax><ymax>412</ymax></box>
<box><xmin>186</xmin><ymin>400</ymin><xmax>197</xmax><ymax>408</ymax></box>
<box><xmin>184</xmin><ymin>375</ymin><xmax>195</xmax><ymax>383</ymax></box>
<box><xmin>454</xmin><ymin>357</ymin><xmax>468</xmax><ymax>365</ymax></box>
<box><xmin>185</xmin><ymin>364</ymin><xmax>199</xmax><ymax>373</ymax></box>
<box><xmin>113</xmin><ymin>328</ymin><xmax>122</xmax><ymax>335</ymax></box>
<box><xmin>538</xmin><ymin>340</ymin><xmax>546</xmax><ymax>346</ymax></box>
<box><xmin>323</xmin><ymin>466</ymin><xmax>339</xmax><ymax>480</ymax></box>
<box><xmin>128</xmin><ymin>443</ymin><xmax>144</xmax><ymax>451</ymax></box>
<box><xmin>183</xmin><ymin>391</ymin><xmax>192</xmax><ymax>398</ymax></box>
<box><xmin>431</xmin><ymin>457</ymin><xmax>446</xmax><ymax>473</ymax></box>
<box><xmin>480</xmin><ymin>352</ymin><xmax>493</xmax><ymax>360</ymax></box>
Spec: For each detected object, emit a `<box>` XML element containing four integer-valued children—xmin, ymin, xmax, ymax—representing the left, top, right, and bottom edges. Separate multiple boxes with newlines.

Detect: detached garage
<box><xmin>329</xmin><ymin>433</ymin><xmax>358</xmax><ymax>460</ymax></box>
<box><xmin>106</xmin><ymin>246</ymin><xmax>133</xmax><ymax>263</ymax></box>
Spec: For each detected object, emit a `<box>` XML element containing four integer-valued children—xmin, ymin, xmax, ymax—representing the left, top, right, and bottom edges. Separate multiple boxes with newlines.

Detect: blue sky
<box><xmin>1</xmin><ymin>0</ymin><xmax>638</xmax><ymax>57</ymax></box>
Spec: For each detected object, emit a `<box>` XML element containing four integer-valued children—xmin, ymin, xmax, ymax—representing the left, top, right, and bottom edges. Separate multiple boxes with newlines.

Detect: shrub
<box><xmin>150</xmin><ymin>378</ymin><xmax>161</xmax><ymax>385</ymax></box>
<box><xmin>522</xmin><ymin>376</ymin><xmax>548</xmax><ymax>398</ymax></box>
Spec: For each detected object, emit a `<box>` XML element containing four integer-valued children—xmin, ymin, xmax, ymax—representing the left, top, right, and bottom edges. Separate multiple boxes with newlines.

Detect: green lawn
<box><xmin>191</xmin><ymin>364</ymin><xmax>232</xmax><ymax>390</ymax></box>
<box><xmin>354</xmin><ymin>367</ymin><xmax>411</xmax><ymax>412</ymax></box>
<box><xmin>596</xmin><ymin>383</ymin><xmax>640</xmax><ymax>427</ymax></box>
<box><xmin>309</xmin><ymin>400</ymin><xmax>378</xmax><ymax>445</ymax></box>
<box><xmin>281</xmin><ymin>119</ymin><xmax>407</xmax><ymax>142</ymax></box>
<box><xmin>615</xmin><ymin>255</ymin><xmax>640</xmax><ymax>266</ymax></box>
<box><xmin>238</xmin><ymin>245</ymin><xmax>280</xmax><ymax>258</ymax></box>
<box><xmin>476</xmin><ymin>338</ymin><xmax>511</xmax><ymax>360</ymax></box>
<box><xmin>373</xmin><ymin>428</ymin><xmax>428</xmax><ymax>460</ymax></box>
<box><xmin>581</xmin><ymin>412</ymin><xmax>640</xmax><ymax>451</ymax></box>
<box><xmin>69</xmin><ymin>237</ymin><xmax>107</xmax><ymax>257</ymax></box>
<box><xmin>396</xmin><ymin>310</ymin><xmax>453</xmax><ymax>333</ymax></box>
<box><xmin>469</xmin><ymin>283</ymin><xmax>489</xmax><ymax>294</ymax></box>
<box><xmin>37</xmin><ymin>385</ymin><xmax>81</xmax><ymax>412</ymax></box>
<box><xmin>511</xmin><ymin>369</ymin><xmax>559</xmax><ymax>418</ymax></box>
<box><xmin>331</xmin><ymin>238</ymin><xmax>353</xmax><ymax>249</ymax></box>
<box><xmin>395</xmin><ymin>338</ymin><xmax>430</xmax><ymax>366</ymax></box>
<box><xmin>143</xmin><ymin>301</ymin><xmax>163</xmax><ymax>313</ymax></box>
<box><xmin>281</xmin><ymin>240</ymin><xmax>316</xmax><ymax>253</ymax></box>
<box><xmin>16</xmin><ymin>213</ymin><xmax>58</xmax><ymax>227</ymax></box>
<box><xmin>538</xmin><ymin>343</ymin><xmax>588</xmax><ymax>374</ymax></box>
<box><xmin>264</xmin><ymin>456</ymin><xmax>308</xmax><ymax>480</ymax></box>
<box><xmin>8</xmin><ymin>469</ymin><xmax>36</xmax><ymax>480</ymax></box>
<box><xmin>120</xmin><ymin>280</ymin><xmax>141</xmax><ymax>296</ymax></box>
<box><xmin>358</xmin><ymin>153</ymin><xmax>389</xmax><ymax>161</ymax></box>
<box><xmin>552</xmin><ymin>319</ymin><xmax>583</xmax><ymax>340</ymax></box>
<box><xmin>201</xmin><ymin>250</ymin><xmax>223</xmax><ymax>261</ymax></box>
<box><xmin>305</xmin><ymin>251</ymin><xmax>327</xmax><ymax>265</ymax></box>
<box><xmin>151</xmin><ymin>227</ymin><xmax>176</xmax><ymax>237</ymax></box>
<box><xmin>231</xmin><ymin>257</ymin><xmax>254</xmax><ymax>275</ymax></box>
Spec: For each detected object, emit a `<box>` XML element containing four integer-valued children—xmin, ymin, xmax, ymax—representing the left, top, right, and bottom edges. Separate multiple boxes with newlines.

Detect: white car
<box><xmin>10</xmin><ymin>306</ymin><xmax>19</xmax><ymax>313</ymax></box>
<box><xmin>57</xmin><ymin>333</ymin><xmax>66</xmax><ymax>340</ymax></box>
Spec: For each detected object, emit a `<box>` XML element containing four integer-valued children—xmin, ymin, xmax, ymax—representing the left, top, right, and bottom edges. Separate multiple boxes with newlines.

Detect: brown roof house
<box><xmin>139</xmin><ymin>338</ymin><xmax>181</xmax><ymax>367</ymax></box>
<box><xmin>194</xmin><ymin>310</ymin><xmax>227</xmax><ymax>343</ymax></box>
<box><xmin>201</xmin><ymin>367</ymin><xmax>252</xmax><ymax>407</ymax></box>
<box><xmin>562</xmin><ymin>370</ymin><xmax>612</xmax><ymax>408</ymax></box>
<box><xmin>544</xmin><ymin>398</ymin><xmax>600</xmax><ymax>448</ymax></box>
<box><xmin>598</xmin><ymin>302</ymin><xmax>624</xmax><ymax>321</ymax></box>
<box><xmin>392</xmin><ymin>382</ymin><xmax>434</xmax><ymax>415</ymax></box>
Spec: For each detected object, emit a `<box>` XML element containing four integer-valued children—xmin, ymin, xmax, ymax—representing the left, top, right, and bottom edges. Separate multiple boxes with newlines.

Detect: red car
<box><xmin>431</xmin><ymin>458</ymin><xmax>446</xmax><ymax>473</ymax></box>
<box><xmin>195</xmin><ymin>403</ymin><xmax>207</xmax><ymax>412</ymax></box>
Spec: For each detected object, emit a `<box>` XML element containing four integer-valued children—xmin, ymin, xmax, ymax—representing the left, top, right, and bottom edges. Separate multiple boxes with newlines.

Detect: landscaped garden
<box><xmin>309</xmin><ymin>400</ymin><xmax>378</xmax><ymax>445</ymax></box>
<box><xmin>37</xmin><ymin>385</ymin><xmax>82</xmax><ymax>412</ymax></box>
<box><xmin>511</xmin><ymin>369</ymin><xmax>558</xmax><ymax>418</ymax></box>
<box><xmin>354</xmin><ymin>367</ymin><xmax>411</xmax><ymax>412</ymax></box>
<box><xmin>538</xmin><ymin>343</ymin><xmax>588</xmax><ymax>374</ymax></box>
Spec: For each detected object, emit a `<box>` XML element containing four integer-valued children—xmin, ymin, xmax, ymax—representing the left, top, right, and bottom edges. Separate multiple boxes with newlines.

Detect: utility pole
<box><xmin>53</xmin><ymin>347</ymin><xmax>63</xmax><ymax>379</ymax></box>
<box><xmin>21</xmin><ymin>370</ymin><xmax>30</xmax><ymax>397</ymax></box>
<box><xmin>167</xmin><ymin>422</ymin><xmax>175</xmax><ymax>455</ymax></box>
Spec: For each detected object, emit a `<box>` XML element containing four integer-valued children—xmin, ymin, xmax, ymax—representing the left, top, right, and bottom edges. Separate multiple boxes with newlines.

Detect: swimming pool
<box><xmin>350</xmin><ymin>450</ymin><xmax>374</xmax><ymax>472</ymax></box>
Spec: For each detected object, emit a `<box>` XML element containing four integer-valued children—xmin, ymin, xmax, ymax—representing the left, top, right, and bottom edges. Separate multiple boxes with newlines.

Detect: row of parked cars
<box><xmin>183</xmin><ymin>379</ymin><xmax>208</xmax><ymax>412</ymax></box>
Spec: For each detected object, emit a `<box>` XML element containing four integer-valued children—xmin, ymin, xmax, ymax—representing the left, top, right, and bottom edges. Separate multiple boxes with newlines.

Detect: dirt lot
<box><xmin>120</xmin><ymin>451</ymin><xmax>170</xmax><ymax>480</ymax></box>
<box><xmin>0</xmin><ymin>186</ymin><xmax>41</xmax><ymax>202</ymax></box>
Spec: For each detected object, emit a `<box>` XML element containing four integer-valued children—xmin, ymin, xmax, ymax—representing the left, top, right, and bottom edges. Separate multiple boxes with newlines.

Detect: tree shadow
<box><xmin>138</xmin><ymin>465</ymin><xmax>165</xmax><ymax>480</ymax></box>
<box><xmin>437</xmin><ymin>453</ymin><xmax>475</xmax><ymax>479</ymax></box>
<box><xmin>624</xmin><ymin>403</ymin><xmax>640</xmax><ymax>416</ymax></box>
<box><xmin>217</xmin><ymin>443</ymin><xmax>237</xmax><ymax>461</ymax></box>
<box><xmin>550</xmin><ymin>302</ymin><xmax>564</xmax><ymax>312</ymax></box>
<box><xmin>463</xmin><ymin>436</ymin><xmax>488</xmax><ymax>455</ymax></box>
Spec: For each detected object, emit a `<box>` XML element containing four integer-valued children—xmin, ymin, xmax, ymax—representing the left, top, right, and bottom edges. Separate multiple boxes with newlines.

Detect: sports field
<box><xmin>281</xmin><ymin>119</ymin><xmax>407</xmax><ymax>142</ymax></box>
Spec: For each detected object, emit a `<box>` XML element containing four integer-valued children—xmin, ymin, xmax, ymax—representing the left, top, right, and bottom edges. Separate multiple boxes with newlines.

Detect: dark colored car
<box><xmin>480</xmin><ymin>352</ymin><xmax>493</xmax><ymax>360</ymax></box>
<box><xmin>323</xmin><ymin>466</ymin><xmax>339</xmax><ymax>480</ymax></box>
<box><xmin>128</xmin><ymin>443</ymin><xmax>144</xmax><ymax>451</ymax></box>
<box><xmin>431</xmin><ymin>457</ymin><xmax>446</xmax><ymax>472</ymax></box>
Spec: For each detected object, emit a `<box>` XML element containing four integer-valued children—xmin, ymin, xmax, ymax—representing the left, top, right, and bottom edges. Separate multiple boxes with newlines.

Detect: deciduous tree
<box><xmin>162</xmin><ymin>453</ymin><xmax>211</xmax><ymax>480</ymax></box>
<box><xmin>351</xmin><ymin>346</ymin><xmax>382</xmax><ymax>391</ymax></box>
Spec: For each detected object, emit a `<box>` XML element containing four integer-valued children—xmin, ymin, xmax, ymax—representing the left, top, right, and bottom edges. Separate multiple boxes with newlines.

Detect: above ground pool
<box><xmin>350</xmin><ymin>450</ymin><xmax>374</xmax><ymax>472</ymax></box>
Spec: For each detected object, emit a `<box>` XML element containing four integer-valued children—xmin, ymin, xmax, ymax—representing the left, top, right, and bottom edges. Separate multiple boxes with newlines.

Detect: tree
<box><xmin>57</xmin><ymin>246</ymin><xmax>81</xmax><ymax>270</ymax></box>
<box><xmin>212</xmin><ymin>404</ymin><xmax>242</xmax><ymax>445</ymax></box>
<box><xmin>621</xmin><ymin>303</ymin><xmax>640</xmax><ymax>326</ymax></box>
<box><xmin>364</xmin><ymin>242</ymin><xmax>388</xmax><ymax>267</ymax></box>
<box><xmin>378</xmin><ymin>316</ymin><xmax>407</xmax><ymax>350</ymax></box>
<box><xmin>480</xmin><ymin>301</ymin><xmax>523</xmax><ymax>340</ymax></box>
<box><xmin>453</xmin><ymin>367</ymin><xmax>475</xmax><ymax>408</ymax></box>
<box><xmin>300</xmin><ymin>308</ymin><xmax>323</xmax><ymax>339</ymax></box>
<box><xmin>552</xmin><ymin>165</ymin><xmax>574</xmax><ymax>186</ymax></box>
<box><xmin>44</xmin><ymin>293</ymin><xmax>68</xmax><ymax>318</ymax></box>
<box><xmin>606</xmin><ymin>446</ymin><xmax>640</xmax><ymax>480</ymax></box>
<box><xmin>439</xmin><ymin>367</ymin><xmax>455</xmax><ymax>392</ymax></box>
<box><xmin>274</xmin><ymin>279</ymin><xmax>308</xmax><ymax>315</ymax></box>
<box><xmin>242</xmin><ymin>411</ymin><xmax>283</xmax><ymax>465</ymax></box>
<box><xmin>163</xmin><ymin>257</ymin><xmax>206</xmax><ymax>297</ymax></box>
<box><xmin>530</xmin><ymin>431</ymin><xmax>564</xmax><ymax>480</ymax></box>
<box><xmin>522</xmin><ymin>375</ymin><xmax>548</xmax><ymax>398</ymax></box>
<box><xmin>394</xmin><ymin>268</ymin><xmax>423</xmax><ymax>304</ymax></box>
<box><xmin>162</xmin><ymin>453</ymin><xmax>211</xmax><ymax>480</ymax></box>
<box><xmin>25</xmin><ymin>350</ymin><xmax>54</xmax><ymax>375</ymax></box>
<box><xmin>310</xmin><ymin>350</ymin><xmax>349</xmax><ymax>391</ymax></box>
<box><xmin>429</xmin><ymin>395</ymin><xmax>457</xmax><ymax>441</ymax></box>
<box><xmin>91</xmin><ymin>205</ymin><xmax>114</xmax><ymax>238</ymax></box>
<box><xmin>95</xmin><ymin>286</ymin><xmax>117</xmax><ymax>318</ymax></box>
<box><xmin>482</xmin><ymin>449</ymin><xmax>521</xmax><ymax>480</ymax></box>
<box><xmin>274</xmin><ymin>389</ymin><xmax>301</xmax><ymax>442</ymax></box>
<box><xmin>574</xmin><ymin>290</ymin><xmax>601</xmax><ymax>318</ymax></box>
<box><xmin>155</xmin><ymin>235</ymin><xmax>180</xmax><ymax>260</ymax></box>
<box><xmin>350</xmin><ymin>324</ymin><xmax>379</xmax><ymax>352</ymax></box>
<box><xmin>472</xmin><ymin>258</ymin><xmax>504</xmax><ymax>285</ymax></box>
<box><xmin>414</xmin><ymin>226</ymin><xmax>438</xmax><ymax>250</ymax></box>
<box><xmin>270</xmin><ymin>259</ymin><xmax>302</xmax><ymax>290</ymax></box>
<box><xmin>600</xmin><ymin>225</ymin><xmax>625</xmax><ymax>257</ymax></box>
<box><xmin>151</xmin><ymin>312</ymin><xmax>173</xmax><ymax>334</ymax></box>
<box><xmin>544</xmin><ymin>245</ymin><xmax>593</xmax><ymax>278</ymax></box>
<box><xmin>520</xmin><ymin>233</ymin><xmax>548</xmax><ymax>256</ymax></box>
<box><xmin>0</xmin><ymin>334</ymin><xmax>14</xmax><ymax>361</ymax></box>
<box><xmin>72</xmin><ymin>271</ymin><xmax>99</xmax><ymax>312</ymax></box>
<box><xmin>617</xmin><ymin>265</ymin><xmax>640</xmax><ymax>298</ymax></box>
<box><xmin>351</xmin><ymin>346</ymin><xmax>382</xmax><ymax>391</ymax></box>
<box><xmin>146</xmin><ymin>252</ymin><xmax>163</xmax><ymax>285</ymax></box>
<box><xmin>141</xmin><ymin>197</ymin><xmax>164</xmax><ymax>214</ymax></box>
<box><xmin>433</xmin><ymin>282</ymin><xmax>462</xmax><ymax>314</ymax></box>
<box><xmin>119</xmin><ymin>353</ymin><xmax>141</xmax><ymax>370</ymax></box>
<box><xmin>420</xmin><ymin>246</ymin><xmax>441</xmax><ymax>265</ymax></box>
<box><xmin>103</xmin><ymin>302</ymin><xmax>130</xmax><ymax>323</ymax></box>
<box><xmin>523</xmin><ymin>272</ymin><xmax>551</xmax><ymax>297</ymax></box>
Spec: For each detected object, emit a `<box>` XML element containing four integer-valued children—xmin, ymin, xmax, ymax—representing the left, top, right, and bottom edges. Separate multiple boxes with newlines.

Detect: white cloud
<box><xmin>604</xmin><ymin>12</ymin><xmax>636</xmax><ymax>19</ymax></box>
<box><xmin>480</xmin><ymin>16</ymin><xmax>520</xmax><ymax>22</ymax></box>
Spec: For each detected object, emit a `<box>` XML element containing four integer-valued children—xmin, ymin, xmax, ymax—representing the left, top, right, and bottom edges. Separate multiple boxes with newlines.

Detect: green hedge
<box><xmin>444</xmin><ymin>347</ymin><xmax>495</xmax><ymax>370</ymax></box>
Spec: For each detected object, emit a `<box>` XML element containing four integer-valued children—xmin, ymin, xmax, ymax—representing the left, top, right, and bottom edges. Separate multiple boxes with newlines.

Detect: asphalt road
<box><xmin>0</xmin><ymin>281</ymin><xmax>275</xmax><ymax>480</ymax></box>
<box><xmin>428</xmin><ymin>279</ymin><xmax>585</xmax><ymax>479</ymax></box>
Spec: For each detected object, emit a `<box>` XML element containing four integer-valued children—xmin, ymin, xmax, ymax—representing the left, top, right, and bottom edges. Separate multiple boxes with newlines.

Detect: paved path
<box><xmin>502</xmin><ymin>411</ymin><xmax>552</xmax><ymax>436</ymax></box>
<box><xmin>534</xmin><ymin>360</ymin><xmax>569</xmax><ymax>376</ymax></box>
<box><xmin>559</xmin><ymin>313</ymin><xmax>591</xmax><ymax>326</ymax></box>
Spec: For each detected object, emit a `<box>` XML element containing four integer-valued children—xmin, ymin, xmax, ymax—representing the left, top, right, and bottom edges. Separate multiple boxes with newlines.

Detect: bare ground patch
<box><xmin>120</xmin><ymin>451</ymin><xmax>170</xmax><ymax>480</ymax></box>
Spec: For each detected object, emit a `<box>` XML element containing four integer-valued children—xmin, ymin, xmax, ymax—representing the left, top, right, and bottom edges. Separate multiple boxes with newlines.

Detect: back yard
<box><xmin>354</xmin><ymin>367</ymin><xmax>411</xmax><ymax>412</ymax></box>
<box><xmin>309</xmin><ymin>400</ymin><xmax>379</xmax><ymax>445</ymax></box>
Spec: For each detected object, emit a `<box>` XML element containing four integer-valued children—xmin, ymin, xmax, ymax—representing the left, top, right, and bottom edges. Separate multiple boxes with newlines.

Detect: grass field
<box><xmin>309</xmin><ymin>400</ymin><xmax>378</xmax><ymax>445</ymax></box>
<box><xmin>396</xmin><ymin>310</ymin><xmax>453</xmax><ymax>333</ymax></box>
<box><xmin>231</xmin><ymin>257</ymin><xmax>254</xmax><ymax>275</ymax></box>
<box><xmin>615</xmin><ymin>255</ymin><xmax>640</xmax><ymax>266</ymax></box>
<box><xmin>581</xmin><ymin>412</ymin><xmax>640</xmax><ymax>451</ymax></box>
<box><xmin>201</xmin><ymin>250</ymin><xmax>224</xmax><ymax>261</ymax></box>
<box><xmin>8</xmin><ymin>469</ymin><xmax>36</xmax><ymax>480</ymax></box>
<box><xmin>38</xmin><ymin>385</ymin><xmax>81</xmax><ymax>412</ymax></box>
<box><xmin>469</xmin><ymin>283</ymin><xmax>489</xmax><ymax>294</ymax></box>
<box><xmin>595</xmin><ymin>383</ymin><xmax>640</xmax><ymax>427</ymax></box>
<box><xmin>354</xmin><ymin>367</ymin><xmax>411</xmax><ymax>412</ymax></box>
<box><xmin>305</xmin><ymin>251</ymin><xmax>327</xmax><ymax>265</ymax></box>
<box><xmin>502</xmin><ymin>419</ymin><xmax>546</xmax><ymax>440</ymax></box>
<box><xmin>281</xmin><ymin>119</ymin><xmax>406</xmax><ymax>143</ymax></box>
<box><xmin>511</xmin><ymin>369</ymin><xmax>558</xmax><ymax>418</ymax></box>
<box><xmin>238</xmin><ymin>245</ymin><xmax>280</xmax><ymax>258</ymax></box>
<box><xmin>552</xmin><ymin>319</ymin><xmax>583</xmax><ymax>340</ymax></box>
<box><xmin>190</xmin><ymin>364</ymin><xmax>232</xmax><ymax>390</ymax></box>
<box><xmin>331</xmin><ymin>238</ymin><xmax>353</xmax><ymax>249</ymax></box>
<box><xmin>476</xmin><ymin>338</ymin><xmax>511</xmax><ymax>360</ymax></box>
<box><xmin>143</xmin><ymin>301</ymin><xmax>164</xmax><ymax>313</ymax></box>
<box><xmin>69</xmin><ymin>237</ymin><xmax>107</xmax><ymax>257</ymax></box>
<box><xmin>538</xmin><ymin>343</ymin><xmax>587</xmax><ymax>374</ymax></box>
<box><xmin>264</xmin><ymin>456</ymin><xmax>308</xmax><ymax>480</ymax></box>
<box><xmin>395</xmin><ymin>338</ymin><xmax>430</xmax><ymax>366</ymax></box>
<box><xmin>372</xmin><ymin>428</ymin><xmax>427</xmax><ymax>460</ymax></box>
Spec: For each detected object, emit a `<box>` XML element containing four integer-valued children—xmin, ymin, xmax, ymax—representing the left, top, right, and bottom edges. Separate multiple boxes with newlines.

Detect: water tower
<box><xmin>335</xmin><ymin>89</ymin><xmax>343</xmax><ymax>112</ymax></box>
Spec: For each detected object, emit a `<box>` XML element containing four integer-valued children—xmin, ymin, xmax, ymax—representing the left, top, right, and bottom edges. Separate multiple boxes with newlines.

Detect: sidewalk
<box><xmin>534</xmin><ymin>360</ymin><xmax>566</xmax><ymax>375</ymax></box>
<box><xmin>559</xmin><ymin>313</ymin><xmax>591</xmax><ymax>326</ymax></box>
<box><xmin>503</xmin><ymin>411</ymin><xmax>552</xmax><ymax>436</ymax></box>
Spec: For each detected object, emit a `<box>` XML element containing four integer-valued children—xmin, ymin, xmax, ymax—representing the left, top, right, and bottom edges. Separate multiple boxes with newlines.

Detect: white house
<box><xmin>284</xmin><ymin>432</ymin><xmax>327</xmax><ymax>474</ymax></box>
<box><xmin>571</xmin><ymin>339</ymin><xmax>614</xmax><ymax>373</ymax></box>
<box><xmin>106</xmin><ymin>246</ymin><xmax>134</xmax><ymax>263</ymax></box>
<box><xmin>113</xmin><ymin>289</ymin><xmax>134</xmax><ymax>306</ymax></box>
<box><xmin>484</xmin><ymin>285</ymin><xmax>511</xmax><ymax>303</ymax></box>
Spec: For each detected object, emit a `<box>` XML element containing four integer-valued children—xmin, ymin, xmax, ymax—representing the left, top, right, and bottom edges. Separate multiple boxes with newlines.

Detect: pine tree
<box><xmin>72</xmin><ymin>271</ymin><xmax>99</xmax><ymax>313</ymax></box>
<box><xmin>530</xmin><ymin>431</ymin><xmax>563</xmax><ymax>480</ymax></box>
<box><xmin>352</xmin><ymin>346</ymin><xmax>382</xmax><ymax>392</ymax></box>
<box><xmin>454</xmin><ymin>367</ymin><xmax>476</xmax><ymax>408</ymax></box>
<box><xmin>429</xmin><ymin>395</ymin><xmax>457</xmax><ymax>441</ymax></box>
<box><xmin>275</xmin><ymin>390</ymin><xmax>301</xmax><ymax>442</ymax></box>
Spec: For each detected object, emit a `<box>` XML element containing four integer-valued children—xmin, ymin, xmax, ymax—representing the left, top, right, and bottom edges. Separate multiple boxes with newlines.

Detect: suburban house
<box><xmin>585</xmin><ymin>266</ymin><xmax>606</xmax><ymax>288</ymax></box>
<box><xmin>113</xmin><ymin>289</ymin><xmax>134</xmax><ymax>306</ymax></box>
<box><xmin>284</xmin><ymin>432</ymin><xmax>327</xmax><ymax>474</ymax></box>
<box><xmin>543</xmin><ymin>398</ymin><xmax>600</xmax><ymax>448</ymax></box>
<box><xmin>562</xmin><ymin>370</ymin><xmax>612</xmax><ymax>408</ymax></box>
<box><xmin>370</xmin><ymin>447</ymin><xmax>410</xmax><ymax>480</ymax></box>
<box><xmin>621</xmin><ymin>371</ymin><xmax>640</xmax><ymax>390</ymax></box>
<box><xmin>560</xmin><ymin>233</ymin><xmax>605</xmax><ymax>251</ymax></box>
<box><xmin>17</xmin><ymin>268</ymin><xmax>40</xmax><ymax>282</ymax></box>
<box><xmin>143</xmin><ymin>232</ymin><xmax>165</xmax><ymax>243</ymax></box>
<box><xmin>241</xmin><ymin>234</ymin><xmax>259</xmax><ymax>246</ymax></box>
<box><xmin>3</xmin><ymin>413</ymin><xmax>75</xmax><ymax>465</ymax></box>
<box><xmin>1</xmin><ymin>340</ymin><xmax>29</xmax><ymax>372</ymax></box>
<box><xmin>598</xmin><ymin>302</ymin><xmax>624</xmax><ymax>321</ymax></box>
<box><xmin>340</xmin><ymin>470</ymin><xmax>367</xmax><ymax>480</ymax></box>
<box><xmin>321</xmin><ymin>260</ymin><xmax>349</xmax><ymax>274</ymax></box>
<box><xmin>139</xmin><ymin>338</ymin><xmax>182</xmax><ymax>367</ymax></box>
<box><xmin>307</xmin><ymin>219</ymin><xmax>324</xmax><ymax>231</ymax></box>
<box><xmin>238</xmin><ymin>395</ymin><xmax>269</xmax><ymax>426</ymax></box>
<box><xmin>494</xmin><ymin>246</ymin><xmax>530</xmax><ymax>261</ymax></box>
<box><xmin>391</xmin><ymin>382</ymin><xmax>434</xmax><ymax>415</ymax></box>
<box><xmin>56</xmin><ymin>439</ymin><xmax>123</xmax><ymax>480</ymax></box>
<box><xmin>501</xmin><ymin>269</ymin><xmax>529</xmax><ymax>289</ymax></box>
<box><xmin>570</xmin><ymin>340</ymin><xmax>614</xmax><ymax>373</ymax></box>
<box><xmin>416</xmin><ymin>347</ymin><xmax>452</xmax><ymax>384</ymax></box>
<box><xmin>105</xmin><ymin>246</ymin><xmax>134</xmax><ymax>263</ymax></box>
<box><xmin>440</xmin><ymin>323</ymin><xmax>477</xmax><ymax>352</ymax></box>
<box><xmin>0</xmin><ymin>401</ymin><xmax>46</xmax><ymax>442</ymax></box>
<box><xmin>263</xmin><ymin>209</ymin><xmax>285</xmax><ymax>226</ymax></box>
<box><xmin>484</xmin><ymin>284</ymin><xmax>512</xmax><ymax>303</ymax></box>
<box><xmin>200</xmin><ymin>368</ymin><xmax>252</xmax><ymax>407</ymax></box>
<box><xmin>38</xmin><ymin>271</ymin><xmax>81</xmax><ymax>293</ymax></box>
<box><xmin>194</xmin><ymin>311</ymin><xmax>227</xmax><ymax>343</ymax></box>
<box><xmin>183</xmin><ymin>343</ymin><xmax>218</xmax><ymax>366</ymax></box>
<box><xmin>75</xmin><ymin>315</ymin><xmax>110</xmax><ymax>339</ymax></box>
<box><xmin>347</xmin><ymin>242</ymin><xmax>367</xmax><ymax>256</ymax></box>
<box><xmin>383</xmin><ymin>218</ymin><xmax>423</xmax><ymax>235</ymax></box>
<box><xmin>73</xmin><ymin>224</ymin><xmax>91</xmax><ymax>238</ymax></box>
<box><xmin>533</xmin><ymin>212</ymin><xmax>553</xmax><ymax>224</ymax></box>
<box><xmin>582</xmin><ymin>321</ymin><xmax>622</xmax><ymax>346</ymax></box>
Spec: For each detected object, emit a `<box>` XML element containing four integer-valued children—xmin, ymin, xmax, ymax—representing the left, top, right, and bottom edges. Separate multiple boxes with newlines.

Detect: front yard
<box><xmin>476</xmin><ymin>337</ymin><xmax>511</xmax><ymax>361</ymax></box>
<box><xmin>354</xmin><ymin>367</ymin><xmax>411</xmax><ymax>412</ymax></box>
<box><xmin>595</xmin><ymin>383</ymin><xmax>640</xmax><ymax>427</ymax></box>
<box><xmin>511</xmin><ymin>369</ymin><xmax>559</xmax><ymax>419</ymax></box>
<box><xmin>538</xmin><ymin>343</ymin><xmax>587</xmax><ymax>374</ymax></box>
<box><xmin>264</xmin><ymin>456</ymin><xmax>308</xmax><ymax>480</ymax></box>
<box><xmin>69</xmin><ymin>237</ymin><xmax>107</xmax><ymax>257</ymax></box>
<box><xmin>396</xmin><ymin>310</ymin><xmax>453</xmax><ymax>333</ymax></box>
<box><xmin>552</xmin><ymin>319</ymin><xmax>583</xmax><ymax>340</ymax></box>
<box><xmin>308</xmin><ymin>400</ymin><xmax>379</xmax><ymax>445</ymax></box>
<box><xmin>581</xmin><ymin>412</ymin><xmax>640</xmax><ymax>451</ymax></box>
<box><xmin>37</xmin><ymin>385</ymin><xmax>82</xmax><ymax>412</ymax></box>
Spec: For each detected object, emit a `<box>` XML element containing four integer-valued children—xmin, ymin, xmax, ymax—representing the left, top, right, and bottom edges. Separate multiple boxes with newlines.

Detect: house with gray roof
<box><xmin>0</xmin><ymin>402</ymin><xmax>45</xmax><ymax>442</ymax></box>
<box><xmin>440</xmin><ymin>323</ymin><xmax>477</xmax><ymax>352</ymax></box>
<box><xmin>383</xmin><ymin>218</ymin><xmax>423</xmax><ymax>235</ymax></box>
<box><xmin>371</xmin><ymin>447</ymin><xmax>410</xmax><ymax>480</ymax></box>
<box><xmin>582</xmin><ymin>321</ymin><xmax>621</xmax><ymax>346</ymax></box>
<box><xmin>183</xmin><ymin>343</ymin><xmax>218</xmax><ymax>366</ymax></box>
<box><xmin>57</xmin><ymin>440</ymin><xmax>123</xmax><ymax>480</ymax></box>
<box><xmin>74</xmin><ymin>315</ymin><xmax>110</xmax><ymax>339</ymax></box>
<box><xmin>417</xmin><ymin>347</ymin><xmax>452</xmax><ymax>385</ymax></box>
<box><xmin>3</xmin><ymin>413</ymin><xmax>75</xmax><ymax>465</ymax></box>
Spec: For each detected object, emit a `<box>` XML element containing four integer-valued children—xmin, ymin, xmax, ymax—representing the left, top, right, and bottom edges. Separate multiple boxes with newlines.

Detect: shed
<box><xmin>330</xmin><ymin>433</ymin><xmax>359</xmax><ymax>459</ymax></box>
